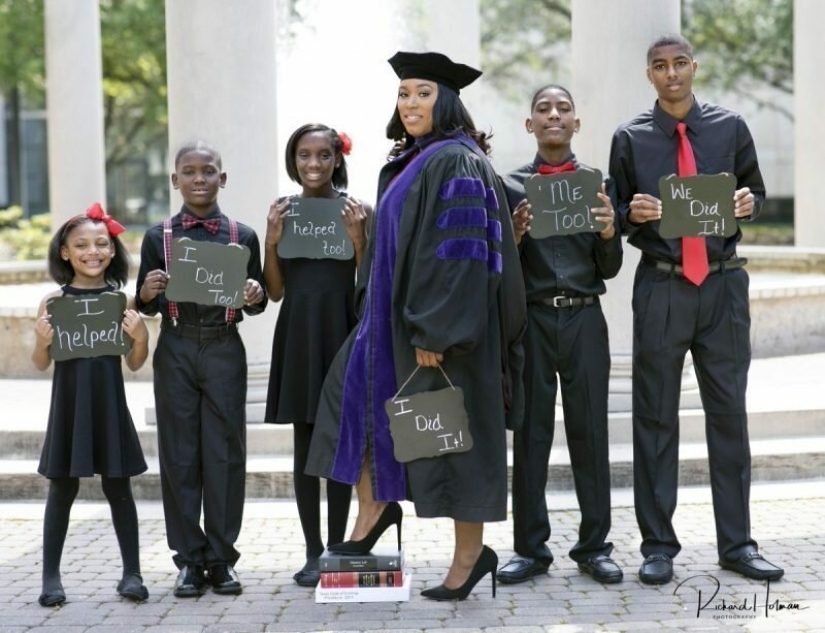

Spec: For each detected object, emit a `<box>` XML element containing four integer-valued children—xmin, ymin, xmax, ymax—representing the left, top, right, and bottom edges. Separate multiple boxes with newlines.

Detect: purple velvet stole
<box><xmin>330</xmin><ymin>138</ymin><xmax>458</xmax><ymax>501</ymax></box>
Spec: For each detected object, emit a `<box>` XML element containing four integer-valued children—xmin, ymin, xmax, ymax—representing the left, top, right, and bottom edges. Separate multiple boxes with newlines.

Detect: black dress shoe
<box><xmin>578</xmin><ymin>554</ymin><xmax>624</xmax><ymax>584</ymax></box>
<box><xmin>173</xmin><ymin>565</ymin><xmax>206</xmax><ymax>598</ymax></box>
<box><xmin>639</xmin><ymin>553</ymin><xmax>673</xmax><ymax>585</ymax></box>
<box><xmin>208</xmin><ymin>564</ymin><xmax>243</xmax><ymax>595</ymax></box>
<box><xmin>117</xmin><ymin>573</ymin><xmax>149</xmax><ymax>602</ymax></box>
<box><xmin>720</xmin><ymin>551</ymin><xmax>784</xmax><ymax>581</ymax></box>
<box><xmin>495</xmin><ymin>556</ymin><xmax>549</xmax><ymax>584</ymax></box>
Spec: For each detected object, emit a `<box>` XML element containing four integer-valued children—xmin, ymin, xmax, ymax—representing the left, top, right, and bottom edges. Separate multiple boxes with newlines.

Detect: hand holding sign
<box><xmin>278</xmin><ymin>197</ymin><xmax>355</xmax><ymax>260</ymax></box>
<box><xmin>47</xmin><ymin>292</ymin><xmax>131</xmax><ymax>361</ymax></box>
<box><xmin>523</xmin><ymin>168</ymin><xmax>604</xmax><ymax>238</ymax></box>
<box><xmin>165</xmin><ymin>239</ymin><xmax>251</xmax><ymax>308</ymax></box>
<box><xmin>658</xmin><ymin>173</ymin><xmax>737</xmax><ymax>238</ymax></box>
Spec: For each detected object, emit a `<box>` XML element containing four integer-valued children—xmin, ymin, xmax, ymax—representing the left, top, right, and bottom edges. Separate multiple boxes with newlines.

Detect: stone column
<box><xmin>165</xmin><ymin>0</ymin><xmax>279</xmax><ymax>420</ymax></box>
<box><xmin>571</xmin><ymin>0</ymin><xmax>699</xmax><ymax>411</ymax></box>
<box><xmin>44</xmin><ymin>0</ymin><xmax>106</xmax><ymax>228</ymax></box>
<box><xmin>794</xmin><ymin>0</ymin><xmax>825</xmax><ymax>247</ymax></box>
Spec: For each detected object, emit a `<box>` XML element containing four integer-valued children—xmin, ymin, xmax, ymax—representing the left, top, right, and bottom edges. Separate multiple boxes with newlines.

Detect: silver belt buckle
<box><xmin>552</xmin><ymin>296</ymin><xmax>566</xmax><ymax>308</ymax></box>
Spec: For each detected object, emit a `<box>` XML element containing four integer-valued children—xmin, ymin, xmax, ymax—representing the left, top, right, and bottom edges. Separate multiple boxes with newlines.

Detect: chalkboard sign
<box><xmin>523</xmin><ymin>168</ymin><xmax>603</xmax><ymax>238</ymax></box>
<box><xmin>385</xmin><ymin>384</ymin><xmax>473</xmax><ymax>463</ymax></box>
<box><xmin>278</xmin><ymin>197</ymin><xmax>354</xmax><ymax>260</ymax></box>
<box><xmin>47</xmin><ymin>292</ymin><xmax>130</xmax><ymax>361</ymax></box>
<box><xmin>165</xmin><ymin>238</ymin><xmax>250</xmax><ymax>308</ymax></box>
<box><xmin>658</xmin><ymin>173</ymin><xmax>737</xmax><ymax>238</ymax></box>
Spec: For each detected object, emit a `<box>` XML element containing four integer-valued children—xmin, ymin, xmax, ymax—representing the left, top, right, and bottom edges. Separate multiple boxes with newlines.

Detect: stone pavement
<box><xmin>0</xmin><ymin>481</ymin><xmax>823</xmax><ymax>633</ymax></box>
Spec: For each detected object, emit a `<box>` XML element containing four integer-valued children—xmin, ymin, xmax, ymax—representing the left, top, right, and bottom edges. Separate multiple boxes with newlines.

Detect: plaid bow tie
<box><xmin>181</xmin><ymin>214</ymin><xmax>221</xmax><ymax>234</ymax></box>
<box><xmin>537</xmin><ymin>161</ymin><xmax>576</xmax><ymax>175</ymax></box>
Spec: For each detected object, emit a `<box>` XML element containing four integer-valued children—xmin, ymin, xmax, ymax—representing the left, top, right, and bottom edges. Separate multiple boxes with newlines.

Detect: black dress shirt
<box><xmin>609</xmin><ymin>98</ymin><xmax>765</xmax><ymax>263</ymax></box>
<box><xmin>136</xmin><ymin>205</ymin><xmax>267</xmax><ymax>325</ymax></box>
<box><xmin>502</xmin><ymin>154</ymin><xmax>623</xmax><ymax>302</ymax></box>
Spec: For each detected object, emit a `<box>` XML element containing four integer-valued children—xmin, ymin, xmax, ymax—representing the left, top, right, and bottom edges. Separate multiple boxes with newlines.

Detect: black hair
<box><xmin>530</xmin><ymin>84</ymin><xmax>575</xmax><ymax>112</ymax></box>
<box><xmin>174</xmin><ymin>140</ymin><xmax>223</xmax><ymax>170</ymax></box>
<box><xmin>647</xmin><ymin>33</ymin><xmax>693</xmax><ymax>63</ymax></box>
<box><xmin>385</xmin><ymin>83</ymin><xmax>492</xmax><ymax>159</ymax></box>
<box><xmin>284</xmin><ymin>124</ymin><xmax>349</xmax><ymax>190</ymax></box>
<box><xmin>48</xmin><ymin>216</ymin><xmax>131</xmax><ymax>288</ymax></box>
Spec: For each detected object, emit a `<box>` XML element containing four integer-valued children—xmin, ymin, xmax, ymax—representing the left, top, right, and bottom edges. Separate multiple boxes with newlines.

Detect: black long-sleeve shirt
<box><xmin>136</xmin><ymin>205</ymin><xmax>267</xmax><ymax>324</ymax></box>
<box><xmin>502</xmin><ymin>154</ymin><xmax>623</xmax><ymax>302</ymax></box>
<box><xmin>609</xmin><ymin>98</ymin><xmax>765</xmax><ymax>263</ymax></box>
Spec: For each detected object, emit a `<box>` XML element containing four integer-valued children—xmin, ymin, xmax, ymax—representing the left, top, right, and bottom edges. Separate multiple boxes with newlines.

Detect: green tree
<box><xmin>0</xmin><ymin>0</ymin><xmax>46</xmax><ymax>208</ymax></box>
<box><xmin>100</xmin><ymin>0</ymin><xmax>167</xmax><ymax>169</ymax></box>
<box><xmin>683</xmin><ymin>0</ymin><xmax>792</xmax><ymax>120</ymax></box>
<box><xmin>479</xmin><ymin>0</ymin><xmax>571</xmax><ymax>100</ymax></box>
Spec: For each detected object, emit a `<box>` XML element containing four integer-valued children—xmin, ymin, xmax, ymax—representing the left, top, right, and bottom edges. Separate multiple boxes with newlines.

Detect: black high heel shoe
<box><xmin>328</xmin><ymin>501</ymin><xmax>403</xmax><ymax>554</ymax></box>
<box><xmin>421</xmin><ymin>545</ymin><xmax>498</xmax><ymax>601</ymax></box>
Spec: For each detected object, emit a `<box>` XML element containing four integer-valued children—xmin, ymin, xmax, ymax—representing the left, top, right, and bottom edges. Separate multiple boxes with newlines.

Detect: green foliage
<box><xmin>0</xmin><ymin>0</ymin><xmax>46</xmax><ymax>107</ymax></box>
<box><xmin>479</xmin><ymin>0</ymin><xmax>571</xmax><ymax>101</ymax></box>
<box><xmin>683</xmin><ymin>0</ymin><xmax>793</xmax><ymax>119</ymax></box>
<box><xmin>100</xmin><ymin>0</ymin><xmax>168</xmax><ymax>168</ymax></box>
<box><xmin>1</xmin><ymin>213</ymin><xmax>51</xmax><ymax>260</ymax></box>
<box><xmin>0</xmin><ymin>206</ymin><xmax>24</xmax><ymax>229</ymax></box>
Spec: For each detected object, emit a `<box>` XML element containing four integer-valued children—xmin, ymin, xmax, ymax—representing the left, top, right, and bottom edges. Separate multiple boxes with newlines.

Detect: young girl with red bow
<box><xmin>32</xmin><ymin>203</ymin><xmax>150</xmax><ymax>606</ymax></box>
<box><xmin>263</xmin><ymin>124</ymin><xmax>370</xmax><ymax>587</ymax></box>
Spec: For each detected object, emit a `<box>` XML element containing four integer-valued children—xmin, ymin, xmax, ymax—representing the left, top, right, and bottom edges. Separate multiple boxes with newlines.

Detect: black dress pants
<box><xmin>154</xmin><ymin>328</ymin><xmax>247</xmax><ymax>569</ymax></box>
<box><xmin>511</xmin><ymin>301</ymin><xmax>613</xmax><ymax>564</ymax></box>
<box><xmin>632</xmin><ymin>263</ymin><xmax>758</xmax><ymax>562</ymax></box>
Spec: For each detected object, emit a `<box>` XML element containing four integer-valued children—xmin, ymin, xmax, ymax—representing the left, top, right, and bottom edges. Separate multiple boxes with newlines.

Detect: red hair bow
<box><xmin>338</xmin><ymin>132</ymin><xmax>353</xmax><ymax>156</ymax></box>
<box><xmin>86</xmin><ymin>202</ymin><xmax>125</xmax><ymax>237</ymax></box>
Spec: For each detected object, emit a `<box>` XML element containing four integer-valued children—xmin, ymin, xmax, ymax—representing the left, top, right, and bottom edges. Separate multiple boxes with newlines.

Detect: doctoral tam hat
<box><xmin>388</xmin><ymin>51</ymin><xmax>482</xmax><ymax>94</ymax></box>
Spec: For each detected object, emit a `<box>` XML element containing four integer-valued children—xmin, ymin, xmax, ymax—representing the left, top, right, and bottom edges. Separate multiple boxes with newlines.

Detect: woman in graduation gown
<box><xmin>307</xmin><ymin>50</ymin><xmax>526</xmax><ymax>601</ymax></box>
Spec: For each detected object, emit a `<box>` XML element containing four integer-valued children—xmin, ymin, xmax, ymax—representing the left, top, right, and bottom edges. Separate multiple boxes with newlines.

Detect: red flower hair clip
<box><xmin>338</xmin><ymin>132</ymin><xmax>353</xmax><ymax>156</ymax></box>
<box><xmin>86</xmin><ymin>202</ymin><xmax>125</xmax><ymax>237</ymax></box>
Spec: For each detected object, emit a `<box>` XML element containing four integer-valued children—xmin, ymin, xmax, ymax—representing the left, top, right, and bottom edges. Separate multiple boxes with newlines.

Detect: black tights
<box><xmin>293</xmin><ymin>421</ymin><xmax>352</xmax><ymax>560</ymax></box>
<box><xmin>42</xmin><ymin>476</ymin><xmax>141</xmax><ymax>587</ymax></box>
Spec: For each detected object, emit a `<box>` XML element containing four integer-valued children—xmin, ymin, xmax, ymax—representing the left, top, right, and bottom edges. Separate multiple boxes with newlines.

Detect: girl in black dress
<box><xmin>263</xmin><ymin>124</ymin><xmax>370</xmax><ymax>586</ymax></box>
<box><xmin>32</xmin><ymin>203</ymin><xmax>150</xmax><ymax>606</ymax></box>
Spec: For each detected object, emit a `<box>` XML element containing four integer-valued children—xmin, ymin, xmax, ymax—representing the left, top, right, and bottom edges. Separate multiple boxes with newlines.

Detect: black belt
<box><xmin>642</xmin><ymin>254</ymin><xmax>747</xmax><ymax>276</ymax></box>
<box><xmin>535</xmin><ymin>295</ymin><xmax>597</xmax><ymax>308</ymax></box>
<box><xmin>161</xmin><ymin>320</ymin><xmax>238</xmax><ymax>340</ymax></box>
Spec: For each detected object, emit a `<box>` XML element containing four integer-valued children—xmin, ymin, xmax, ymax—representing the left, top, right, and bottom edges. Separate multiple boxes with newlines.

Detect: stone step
<box><xmin>2</xmin><ymin>406</ymin><xmax>822</xmax><ymax>460</ymax></box>
<box><xmin>3</xmin><ymin>437</ymin><xmax>824</xmax><ymax>501</ymax></box>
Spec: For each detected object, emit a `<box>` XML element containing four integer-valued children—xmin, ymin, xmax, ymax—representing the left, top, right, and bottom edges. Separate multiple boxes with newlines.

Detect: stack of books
<box><xmin>315</xmin><ymin>544</ymin><xmax>411</xmax><ymax>603</ymax></box>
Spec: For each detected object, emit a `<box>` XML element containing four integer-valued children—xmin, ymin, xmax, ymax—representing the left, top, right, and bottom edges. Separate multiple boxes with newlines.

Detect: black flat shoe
<box><xmin>208</xmin><ymin>564</ymin><xmax>243</xmax><ymax>595</ymax></box>
<box><xmin>495</xmin><ymin>556</ymin><xmax>550</xmax><ymax>584</ymax></box>
<box><xmin>293</xmin><ymin>558</ymin><xmax>320</xmax><ymax>587</ymax></box>
<box><xmin>578</xmin><ymin>554</ymin><xmax>624</xmax><ymax>584</ymax></box>
<box><xmin>38</xmin><ymin>578</ymin><xmax>66</xmax><ymax>608</ymax></box>
<box><xmin>421</xmin><ymin>545</ymin><xmax>498</xmax><ymax>601</ymax></box>
<box><xmin>117</xmin><ymin>573</ymin><xmax>149</xmax><ymax>602</ymax></box>
<box><xmin>328</xmin><ymin>502</ymin><xmax>403</xmax><ymax>555</ymax></box>
<box><xmin>173</xmin><ymin>565</ymin><xmax>206</xmax><ymax>598</ymax></box>
<box><xmin>293</xmin><ymin>568</ymin><xmax>321</xmax><ymax>587</ymax></box>
<box><xmin>720</xmin><ymin>551</ymin><xmax>784</xmax><ymax>581</ymax></box>
<box><xmin>639</xmin><ymin>553</ymin><xmax>673</xmax><ymax>585</ymax></box>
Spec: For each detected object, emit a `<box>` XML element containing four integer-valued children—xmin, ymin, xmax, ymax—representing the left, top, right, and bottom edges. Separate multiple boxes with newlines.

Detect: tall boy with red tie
<box><xmin>136</xmin><ymin>140</ymin><xmax>267</xmax><ymax>597</ymax></box>
<box><xmin>608</xmin><ymin>34</ymin><xmax>783</xmax><ymax>584</ymax></box>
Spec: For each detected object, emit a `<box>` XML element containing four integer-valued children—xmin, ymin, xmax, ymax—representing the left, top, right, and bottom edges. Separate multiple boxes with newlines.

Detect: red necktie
<box><xmin>181</xmin><ymin>214</ymin><xmax>221</xmax><ymax>235</ymax></box>
<box><xmin>537</xmin><ymin>161</ymin><xmax>576</xmax><ymax>175</ymax></box>
<box><xmin>676</xmin><ymin>122</ymin><xmax>708</xmax><ymax>286</ymax></box>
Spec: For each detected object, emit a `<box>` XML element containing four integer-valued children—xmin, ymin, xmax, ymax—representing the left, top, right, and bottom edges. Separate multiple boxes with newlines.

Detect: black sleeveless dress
<box><xmin>264</xmin><ymin>206</ymin><xmax>358</xmax><ymax>425</ymax></box>
<box><xmin>38</xmin><ymin>285</ymin><xmax>148</xmax><ymax>479</ymax></box>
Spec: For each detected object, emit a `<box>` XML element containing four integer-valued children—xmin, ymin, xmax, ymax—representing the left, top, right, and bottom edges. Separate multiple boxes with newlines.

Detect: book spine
<box><xmin>320</xmin><ymin>571</ymin><xmax>403</xmax><ymax>588</ymax></box>
<box><xmin>319</xmin><ymin>554</ymin><xmax>404</xmax><ymax>572</ymax></box>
